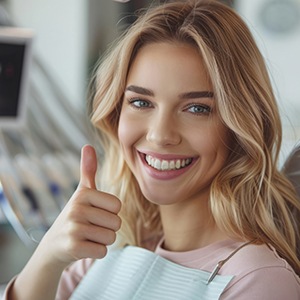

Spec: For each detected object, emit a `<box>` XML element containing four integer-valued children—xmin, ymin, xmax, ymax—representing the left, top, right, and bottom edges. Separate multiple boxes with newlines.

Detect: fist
<box><xmin>41</xmin><ymin>145</ymin><xmax>122</xmax><ymax>266</ymax></box>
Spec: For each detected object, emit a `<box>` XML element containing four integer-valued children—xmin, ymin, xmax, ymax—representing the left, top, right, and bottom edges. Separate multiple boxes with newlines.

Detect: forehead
<box><xmin>127</xmin><ymin>42</ymin><xmax>212</xmax><ymax>92</ymax></box>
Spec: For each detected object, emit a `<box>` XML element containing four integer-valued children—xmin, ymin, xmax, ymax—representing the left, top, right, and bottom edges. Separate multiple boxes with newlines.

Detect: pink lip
<box><xmin>137</xmin><ymin>151</ymin><xmax>197</xmax><ymax>181</ymax></box>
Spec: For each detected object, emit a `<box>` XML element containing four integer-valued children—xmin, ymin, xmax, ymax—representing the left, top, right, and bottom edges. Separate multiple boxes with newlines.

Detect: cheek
<box><xmin>118</xmin><ymin>114</ymin><xmax>140</xmax><ymax>154</ymax></box>
<box><xmin>194</xmin><ymin>123</ymin><xmax>230</xmax><ymax>160</ymax></box>
<box><xmin>118</xmin><ymin>116</ymin><xmax>129</xmax><ymax>150</ymax></box>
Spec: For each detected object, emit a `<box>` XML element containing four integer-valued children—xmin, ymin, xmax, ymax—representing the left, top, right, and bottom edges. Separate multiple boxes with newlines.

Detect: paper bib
<box><xmin>70</xmin><ymin>246</ymin><xmax>233</xmax><ymax>300</ymax></box>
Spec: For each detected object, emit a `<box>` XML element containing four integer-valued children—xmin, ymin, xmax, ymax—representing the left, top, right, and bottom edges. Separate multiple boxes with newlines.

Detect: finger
<box><xmin>67</xmin><ymin>222</ymin><xmax>117</xmax><ymax>248</ymax></box>
<box><xmin>79</xmin><ymin>145</ymin><xmax>97</xmax><ymax>189</ymax></box>
<box><xmin>67</xmin><ymin>240</ymin><xmax>108</xmax><ymax>260</ymax></box>
<box><xmin>81</xmin><ymin>206</ymin><xmax>122</xmax><ymax>231</ymax></box>
<box><xmin>82</xmin><ymin>189</ymin><xmax>122</xmax><ymax>214</ymax></box>
<box><xmin>79</xmin><ymin>224</ymin><xmax>117</xmax><ymax>246</ymax></box>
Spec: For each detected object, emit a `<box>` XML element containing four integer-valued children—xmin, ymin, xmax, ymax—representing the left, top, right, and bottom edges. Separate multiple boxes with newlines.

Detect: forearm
<box><xmin>7</xmin><ymin>245</ymin><xmax>67</xmax><ymax>300</ymax></box>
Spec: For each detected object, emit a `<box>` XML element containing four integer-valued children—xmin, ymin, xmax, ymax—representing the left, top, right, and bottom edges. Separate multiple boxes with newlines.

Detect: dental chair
<box><xmin>282</xmin><ymin>142</ymin><xmax>300</xmax><ymax>259</ymax></box>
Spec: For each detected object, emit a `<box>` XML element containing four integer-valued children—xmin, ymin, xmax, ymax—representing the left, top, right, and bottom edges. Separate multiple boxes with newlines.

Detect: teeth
<box><xmin>161</xmin><ymin>160</ymin><xmax>168</xmax><ymax>170</ymax></box>
<box><xmin>154</xmin><ymin>159</ymin><xmax>161</xmax><ymax>169</ymax></box>
<box><xmin>145</xmin><ymin>155</ymin><xmax>192</xmax><ymax>171</ymax></box>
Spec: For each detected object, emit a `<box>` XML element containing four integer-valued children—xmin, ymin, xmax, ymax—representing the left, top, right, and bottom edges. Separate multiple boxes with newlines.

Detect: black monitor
<box><xmin>0</xmin><ymin>27</ymin><xmax>33</xmax><ymax>127</ymax></box>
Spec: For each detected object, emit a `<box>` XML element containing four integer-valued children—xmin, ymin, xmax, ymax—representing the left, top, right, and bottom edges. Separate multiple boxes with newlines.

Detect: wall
<box><xmin>236</xmin><ymin>0</ymin><xmax>300</xmax><ymax>162</ymax></box>
<box><xmin>6</xmin><ymin>0</ymin><xmax>89</xmax><ymax>111</ymax></box>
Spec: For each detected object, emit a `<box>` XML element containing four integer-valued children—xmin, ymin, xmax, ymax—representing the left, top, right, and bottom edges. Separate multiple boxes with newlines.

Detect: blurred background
<box><xmin>0</xmin><ymin>0</ymin><xmax>300</xmax><ymax>294</ymax></box>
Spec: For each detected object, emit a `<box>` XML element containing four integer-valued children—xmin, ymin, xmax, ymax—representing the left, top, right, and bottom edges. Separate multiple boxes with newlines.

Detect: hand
<box><xmin>39</xmin><ymin>145</ymin><xmax>122</xmax><ymax>267</ymax></box>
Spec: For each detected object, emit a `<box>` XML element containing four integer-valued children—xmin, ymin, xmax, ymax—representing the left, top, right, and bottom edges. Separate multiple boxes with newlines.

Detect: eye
<box><xmin>128</xmin><ymin>98</ymin><xmax>153</xmax><ymax>109</ymax></box>
<box><xmin>185</xmin><ymin>104</ymin><xmax>212</xmax><ymax>115</ymax></box>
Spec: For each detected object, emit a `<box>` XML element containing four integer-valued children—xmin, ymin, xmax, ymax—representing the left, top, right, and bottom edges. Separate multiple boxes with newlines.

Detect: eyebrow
<box><xmin>125</xmin><ymin>85</ymin><xmax>214</xmax><ymax>99</ymax></box>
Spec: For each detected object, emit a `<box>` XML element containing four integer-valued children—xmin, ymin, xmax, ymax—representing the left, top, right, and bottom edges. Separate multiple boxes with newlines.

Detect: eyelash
<box><xmin>184</xmin><ymin>103</ymin><xmax>212</xmax><ymax>115</ymax></box>
<box><xmin>127</xmin><ymin>98</ymin><xmax>212</xmax><ymax>115</ymax></box>
<box><xmin>128</xmin><ymin>98</ymin><xmax>152</xmax><ymax>109</ymax></box>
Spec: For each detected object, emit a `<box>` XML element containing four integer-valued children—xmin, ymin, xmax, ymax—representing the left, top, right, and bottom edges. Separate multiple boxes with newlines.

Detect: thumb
<box><xmin>79</xmin><ymin>145</ymin><xmax>98</xmax><ymax>189</ymax></box>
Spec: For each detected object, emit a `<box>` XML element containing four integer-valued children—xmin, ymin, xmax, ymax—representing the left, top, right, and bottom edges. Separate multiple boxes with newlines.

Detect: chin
<box><xmin>141</xmin><ymin>189</ymin><xmax>181</xmax><ymax>206</ymax></box>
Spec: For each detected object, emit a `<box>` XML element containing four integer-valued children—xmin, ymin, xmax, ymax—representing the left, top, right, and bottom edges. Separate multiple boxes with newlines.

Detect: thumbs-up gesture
<box><xmin>40</xmin><ymin>145</ymin><xmax>122</xmax><ymax>267</ymax></box>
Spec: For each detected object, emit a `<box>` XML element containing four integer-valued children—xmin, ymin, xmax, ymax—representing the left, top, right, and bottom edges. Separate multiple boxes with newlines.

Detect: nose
<box><xmin>146</xmin><ymin>111</ymin><xmax>181</xmax><ymax>146</ymax></box>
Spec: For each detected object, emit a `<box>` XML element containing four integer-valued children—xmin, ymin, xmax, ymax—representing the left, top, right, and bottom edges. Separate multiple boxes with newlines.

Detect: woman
<box><xmin>4</xmin><ymin>1</ymin><xmax>300</xmax><ymax>299</ymax></box>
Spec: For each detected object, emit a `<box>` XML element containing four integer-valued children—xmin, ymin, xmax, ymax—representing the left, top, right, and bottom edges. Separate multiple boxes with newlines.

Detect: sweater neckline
<box><xmin>155</xmin><ymin>238</ymin><xmax>243</xmax><ymax>264</ymax></box>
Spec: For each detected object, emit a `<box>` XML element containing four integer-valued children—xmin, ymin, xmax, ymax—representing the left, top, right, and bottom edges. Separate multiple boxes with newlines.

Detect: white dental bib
<box><xmin>70</xmin><ymin>246</ymin><xmax>233</xmax><ymax>300</ymax></box>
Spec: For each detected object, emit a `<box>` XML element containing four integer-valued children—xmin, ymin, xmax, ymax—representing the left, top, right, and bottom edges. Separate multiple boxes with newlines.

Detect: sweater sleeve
<box><xmin>221</xmin><ymin>266</ymin><xmax>300</xmax><ymax>300</ymax></box>
<box><xmin>55</xmin><ymin>258</ymin><xmax>94</xmax><ymax>300</ymax></box>
<box><xmin>0</xmin><ymin>259</ymin><xmax>94</xmax><ymax>300</ymax></box>
<box><xmin>1</xmin><ymin>276</ymin><xmax>17</xmax><ymax>300</ymax></box>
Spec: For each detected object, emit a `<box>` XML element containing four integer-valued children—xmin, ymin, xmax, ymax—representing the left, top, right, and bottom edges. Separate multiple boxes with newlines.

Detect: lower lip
<box><xmin>139</xmin><ymin>154</ymin><xmax>196</xmax><ymax>181</ymax></box>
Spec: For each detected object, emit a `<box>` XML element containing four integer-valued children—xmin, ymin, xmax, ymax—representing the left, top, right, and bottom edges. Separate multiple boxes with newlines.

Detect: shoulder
<box><xmin>220</xmin><ymin>243</ymin><xmax>300</xmax><ymax>300</ymax></box>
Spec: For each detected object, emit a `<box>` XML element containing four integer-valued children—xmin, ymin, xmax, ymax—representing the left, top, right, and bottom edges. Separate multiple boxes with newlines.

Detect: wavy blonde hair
<box><xmin>89</xmin><ymin>0</ymin><xmax>300</xmax><ymax>273</ymax></box>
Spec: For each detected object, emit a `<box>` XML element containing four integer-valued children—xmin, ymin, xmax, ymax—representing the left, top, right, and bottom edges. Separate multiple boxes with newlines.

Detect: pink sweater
<box><xmin>3</xmin><ymin>239</ymin><xmax>300</xmax><ymax>299</ymax></box>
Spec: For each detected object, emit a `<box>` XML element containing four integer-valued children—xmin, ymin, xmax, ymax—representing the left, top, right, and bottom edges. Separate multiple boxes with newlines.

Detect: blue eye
<box><xmin>129</xmin><ymin>98</ymin><xmax>152</xmax><ymax>109</ymax></box>
<box><xmin>186</xmin><ymin>104</ymin><xmax>211</xmax><ymax>115</ymax></box>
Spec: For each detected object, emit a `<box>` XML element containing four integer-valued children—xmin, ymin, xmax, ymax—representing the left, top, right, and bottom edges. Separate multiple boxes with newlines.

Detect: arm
<box><xmin>6</xmin><ymin>145</ymin><xmax>121</xmax><ymax>300</ymax></box>
<box><xmin>3</xmin><ymin>259</ymin><xmax>93</xmax><ymax>300</ymax></box>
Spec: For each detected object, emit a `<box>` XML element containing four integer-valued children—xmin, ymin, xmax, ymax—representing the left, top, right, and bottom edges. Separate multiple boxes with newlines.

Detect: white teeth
<box><xmin>154</xmin><ymin>159</ymin><xmax>161</xmax><ymax>169</ymax></box>
<box><xmin>161</xmin><ymin>160</ymin><xmax>168</xmax><ymax>170</ymax></box>
<box><xmin>145</xmin><ymin>155</ymin><xmax>192</xmax><ymax>171</ymax></box>
<box><xmin>169</xmin><ymin>160</ymin><xmax>175</xmax><ymax>169</ymax></box>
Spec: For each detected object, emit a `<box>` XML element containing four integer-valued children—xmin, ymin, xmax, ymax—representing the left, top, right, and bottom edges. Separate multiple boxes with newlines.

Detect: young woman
<box><xmin>4</xmin><ymin>1</ymin><xmax>300</xmax><ymax>299</ymax></box>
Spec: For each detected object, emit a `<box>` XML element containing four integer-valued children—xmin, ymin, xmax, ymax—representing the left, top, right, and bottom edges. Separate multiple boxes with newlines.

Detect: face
<box><xmin>118</xmin><ymin>42</ymin><xmax>230</xmax><ymax>206</ymax></box>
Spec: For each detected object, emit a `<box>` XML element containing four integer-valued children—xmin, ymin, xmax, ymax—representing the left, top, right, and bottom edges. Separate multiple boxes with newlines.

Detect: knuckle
<box><xmin>66</xmin><ymin>221</ymin><xmax>80</xmax><ymax>237</ymax></box>
<box><xmin>68</xmin><ymin>205</ymin><xmax>84</xmax><ymax>221</ymax></box>
<box><xmin>65</xmin><ymin>238</ymin><xmax>80</xmax><ymax>257</ymax></box>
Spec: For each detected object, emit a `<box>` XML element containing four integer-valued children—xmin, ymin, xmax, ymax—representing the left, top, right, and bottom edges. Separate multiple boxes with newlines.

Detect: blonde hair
<box><xmin>89</xmin><ymin>0</ymin><xmax>300</xmax><ymax>273</ymax></box>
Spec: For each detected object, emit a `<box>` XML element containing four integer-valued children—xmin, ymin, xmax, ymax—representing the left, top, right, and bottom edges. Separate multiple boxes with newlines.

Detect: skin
<box><xmin>119</xmin><ymin>42</ymin><xmax>231</xmax><ymax>251</ymax></box>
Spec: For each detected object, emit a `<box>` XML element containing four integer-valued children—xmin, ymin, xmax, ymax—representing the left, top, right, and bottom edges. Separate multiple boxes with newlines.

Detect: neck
<box><xmin>159</xmin><ymin>199</ymin><xmax>228</xmax><ymax>252</ymax></box>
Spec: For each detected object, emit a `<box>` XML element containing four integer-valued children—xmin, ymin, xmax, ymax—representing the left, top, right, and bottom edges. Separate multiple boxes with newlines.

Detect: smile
<box><xmin>145</xmin><ymin>154</ymin><xmax>193</xmax><ymax>171</ymax></box>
